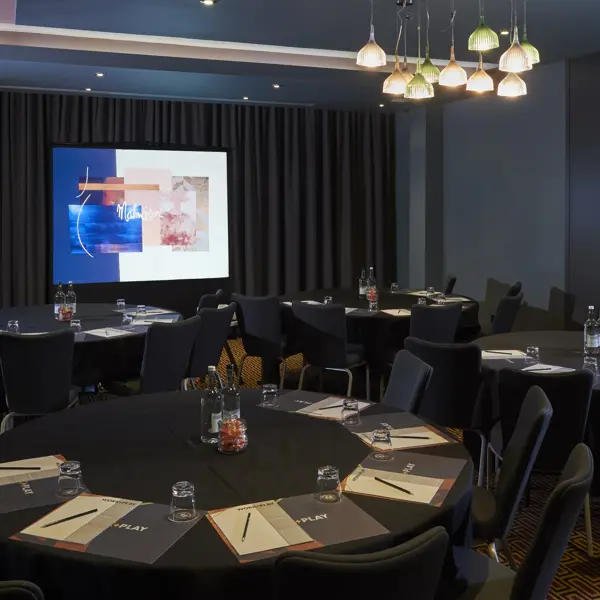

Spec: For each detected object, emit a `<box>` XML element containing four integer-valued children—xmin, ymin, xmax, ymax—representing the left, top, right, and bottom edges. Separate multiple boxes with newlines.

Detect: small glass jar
<box><xmin>58</xmin><ymin>305</ymin><xmax>73</xmax><ymax>323</ymax></box>
<box><xmin>218</xmin><ymin>418</ymin><xmax>248</xmax><ymax>455</ymax></box>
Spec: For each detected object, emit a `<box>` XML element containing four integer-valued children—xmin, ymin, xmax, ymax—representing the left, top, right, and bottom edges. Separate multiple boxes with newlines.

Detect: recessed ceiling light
<box><xmin>500</xmin><ymin>30</ymin><xmax>510</xmax><ymax>36</ymax></box>
<box><xmin>272</xmin><ymin>84</ymin><xmax>280</xmax><ymax>89</ymax></box>
<box><xmin>200</xmin><ymin>0</ymin><xmax>217</xmax><ymax>5</ymax></box>
<box><xmin>85</xmin><ymin>88</ymin><xmax>92</xmax><ymax>92</ymax></box>
<box><xmin>243</xmin><ymin>96</ymin><xmax>249</xmax><ymax>100</ymax></box>
<box><xmin>96</xmin><ymin>73</ymin><xmax>104</xmax><ymax>77</ymax></box>
<box><xmin>379</xmin><ymin>104</ymin><xmax>384</xmax><ymax>107</ymax></box>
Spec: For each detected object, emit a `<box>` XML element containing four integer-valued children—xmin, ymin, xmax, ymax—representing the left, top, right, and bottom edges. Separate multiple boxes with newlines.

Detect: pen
<box><xmin>374</xmin><ymin>476</ymin><xmax>413</xmax><ymax>496</ymax></box>
<box><xmin>390</xmin><ymin>435</ymin><xmax>430</xmax><ymax>440</ymax></box>
<box><xmin>525</xmin><ymin>367</ymin><xmax>553</xmax><ymax>372</ymax></box>
<box><xmin>485</xmin><ymin>351</ymin><xmax>517</xmax><ymax>356</ymax></box>
<box><xmin>241</xmin><ymin>512</ymin><xmax>251</xmax><ymax>542</ymax></box>
<box><xmin>0</xmin><ymin>466</ymin><xmax>42</xmax><ymax>471</ymax></box>
<box><xmin>41</xmin><ymin>508</ymin><xmax>99</xmax><ymax>529</ymax></box>
<box><xmin>317</xmin><ymin>404</ymin><xmax>345</xmax><ymax>411</ymax></box>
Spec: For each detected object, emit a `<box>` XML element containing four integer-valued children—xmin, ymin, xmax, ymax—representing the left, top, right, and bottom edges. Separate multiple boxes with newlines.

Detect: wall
<box><xmin>442</xmin><ymin>61</ymin><xmax>568</xmax><ymax>323</ymax></box>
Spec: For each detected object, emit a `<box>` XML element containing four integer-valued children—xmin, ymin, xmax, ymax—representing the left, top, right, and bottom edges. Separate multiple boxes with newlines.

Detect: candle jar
<box><xmin>218</xmin><ymin>418</ymin><xmax>248</xmax><ymax>455</ymax></box>
<box><xmin>58</xmin><ymin>305</ymin><xmax>73</xmax><ymax>323</ymax></box>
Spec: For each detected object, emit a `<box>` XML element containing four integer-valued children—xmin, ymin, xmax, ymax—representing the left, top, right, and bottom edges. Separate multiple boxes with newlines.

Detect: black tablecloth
<box><xmin>0</xmin><ymin>391</ymin><xmax>473</xmax><ymax>600</ymax></box>
<box><xmin>0</xmin><ymin>304</ymin><xmax>180</xmax><ymax>388</ymax></box>
<box><xmin>477</xmin><ymin>330</ymin><xmax>600</xmax><ymax>494</ymax></box>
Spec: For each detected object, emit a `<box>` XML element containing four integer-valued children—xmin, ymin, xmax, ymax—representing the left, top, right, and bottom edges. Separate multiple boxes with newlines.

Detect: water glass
<box><xmin>116</xmin><ymin>299</ymin><xmax>126</xmax><ymax>312</ymax></box>
<box><xmin>70</xmin><ymin>319</ymin><xmax>82</xmax><ymax>333</ymax></box>
<box><xmin>168</xmin><ymin>481</ymin><xmax>198</xmax><ymax>522</ymax></box>
<box><xmin>390</xmin><ymin>282</ymin><xmax>399</xmax><ymax>293</ymax></box>
<box><xmin>315</xmin><ymin>466</ymin><xmax>341</xmax><ymax>503</ymax></box>
<box><xmin>525</xmin><ymin>346</ymin><xmax>540</xmax><ymax>366</ymax></box>
<box><xmin>426</xmin><ymin>286</ymin><xmax>435</xmax><ymax>297</ymax></box>
<box><xmin>436</xmin><ymin>294</ymin><xmax>447</xmax><ymax>305</ymax></box>
<box><xmin>417</xmin><ymin>297</ymin><xmax>427</xmax><ymax>306</ymax></box>
<box><xmin>56</xmin><ymin>461</ymin><xmax>85</xmax><ymax>498</ymax></box>
<box><xmin>122</xmin><ymin>314</ymin><xmax>134</xmax><ymax>328</ymax></box>
<box><xmin>324</xmin><ymin>296</ymin><xmax>333</xmax><ymax>305</ymax></box>
<box><xmin>6</xmin><ymin>320</ymin><xmax>19</xmax><ymax>334</ymax></box>
<box><xmin>136</xmin><ymin>305</ymin><xmax>147</xmax><ymax>317</ymax></box>
<box><xmin>341</xmin><ymin>398</ymin><xmax>361</xmax><ymax>427</ymax></box>
<box><xmin>259</xmin><ymin>383</ymin><xmax>279</xmax><ymax>407</ymax></box>
<box><xmin>583</xmin><ymin>356</ymin><xmax>600</xmax><ymax>385</ymax></box>
<box><xmin>371</xmin><ymin>429</ymin><xmax>394</xmax><ymax>461</ymax></box>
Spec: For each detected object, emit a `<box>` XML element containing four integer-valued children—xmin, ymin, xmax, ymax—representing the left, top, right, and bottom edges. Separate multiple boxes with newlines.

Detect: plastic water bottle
<box><xmin>584</xmin><ymin>306</ymin><xmax>598</xmax><ymax>356</ymax></box>
<box><xmin>66</xmin><ymin>282</ymin><xmax>77</xmax><ymax>315</ymax></box>
<box><xmin>54</xmin><ymin>282</ymin><xmax>65</xmax><ymax>316</ymax></box>
<box><xmin>201</xmin><ymin>366</ymin><xmax>222</xmax><ymax>444</ymax></box>
<box><xmin>358</xmin><ymin>268</ymin><xmax>367</xmax><ymax>299</ymax></box>
<box><xmin>221</xmin><ymin>363</ymin><xmax>241</xmax><ymax>421</ymax></box>
<box><xmin>366</xmin><ymin>266</ymin><xmax>379</xmax><ymax>311</ymax></box>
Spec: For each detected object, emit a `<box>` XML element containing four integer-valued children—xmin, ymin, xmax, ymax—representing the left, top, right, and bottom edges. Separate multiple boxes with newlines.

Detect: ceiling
<box><xmin>0</xmin><ymin>0</ymin><xmax>598</xmax><ymax>109</ymax></box>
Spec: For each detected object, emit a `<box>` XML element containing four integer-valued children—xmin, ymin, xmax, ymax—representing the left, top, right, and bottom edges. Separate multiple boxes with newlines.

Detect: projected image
<box><xmin>53</xmin><ymin>147</ymin><xmax>229</xmax><ymax>284</ymax></box>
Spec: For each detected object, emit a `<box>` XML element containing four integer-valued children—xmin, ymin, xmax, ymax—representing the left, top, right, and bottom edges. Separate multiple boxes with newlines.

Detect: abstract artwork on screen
<box><xmin>70</xmin><ymin>168</ymin><xmax>209</xmax><ymax>257</ymax></box>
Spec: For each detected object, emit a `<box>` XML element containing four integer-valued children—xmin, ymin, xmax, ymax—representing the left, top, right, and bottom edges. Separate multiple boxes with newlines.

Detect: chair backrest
<box><xmin>384</xmin><ymin>350</ymin><xmax>433</xmax><ymax>413</ymax></box>
<box><xmin>291</xmin><ymin>302</ymin><xmax>347</xmax><ymax>368</ymax></box>
<box><xmin>497</xmin><ymin>368</ymin><xmax>593</xmax><ymax>471</ymax></box>
<box><xmin>409</xmin><ymin>303</ymin><xmax>462</xmax><ymax>343</ymax></box>
<box><xmin>189</xmin><ymin>303</ymin><xmax>236</xmax><ymax>378</ymax></box>
<box><xmin>507</xmin><ymin>281</ymin><xmax>522</xmax><ymax>297</ymax></box>
<box><xmin>273</xmin><ymin>526</ymin><xmax>449</xmax><ymax>600</ymax></box>
<box><xmin>231</xmin><ymin>294</ymin><xmax>283</xmax><ymax>358</ymax></box>
<box><xmin>492</xmin><ymin>386</ymin><xmax>553</xmax><ymax>540</ymax></box>
<box><xmin>492</xmin><ymin>292</ymin><xmax>524</xmax><ymax>334</ymax></box>
<box><xmin>404</xmin><ymin>337</ymin><xmax>482</xmax><ymax>429</ymax></box>
<box><xmin>140</xmin><ymin>317</ymin><xmax>202</xmax><ymax>394</ymax></box>
<box><xmin>512</xmin><ymin>444</ymin><xmax>593</xmax><ymax>600</ymax></box>
<box><xmin>0</xmin><ymin>331</ymin><xmax>75</xmax><ymax>416</ymax></box>
<box><xmin>444</xmin><ymin>275</ymin><xmax>457</xmax><ymax>295</ymax></box>
<box><xmin>0</xmin><ymin>581</ymin><xmax>45</xmax><ymax>599</ymax></box>
<box><xmin>197</xmin><ymin>292</ymin><xmax>220</xmax><ymax>313</ymax></box>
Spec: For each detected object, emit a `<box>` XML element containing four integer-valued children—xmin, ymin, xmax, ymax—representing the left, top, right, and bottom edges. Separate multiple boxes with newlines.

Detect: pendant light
<box><xmin>521</xmin><ymin>0</ymin><xmax>540</xmax><ymax>64</ymax></box>
<box><xmin>383</xmin><ymin>11</ymin><xmax>408</xmax><ymax>95</ymax></box>
<box><xmin>499</xmin><ymin>0</ymin><xmax>531</xmax><ymax>73</ymax></box>
<box><xmin>466</xmin><ymin>53</ymin><xmax>494</xmax><ymax>92</ymax></box>
<box><xmin>420</xmin><ymin>0</ymin><xmax>441</xmax><ymax>84</ymax></box>
<box><xmin>405</xmin><ymin>0</ymin><xmax>435</xmax><ymax>100</ymax></box>
<box><xmin>439</xmin><ymin>2</ymin><xmax>467</xmax><ymax>87</ymax></box>
<box><xmin>468</xmin><ymin>0</ymin><xmax>499</xmax><ymax>51</ymax></box>
<box><xmin>498</xmin><ymin>72</ymin><xmax>527</xmax><ymax>97</ymax></box>
<box><xmin>357</xmin><ymin>0</ymin><xmax>387</xmax><ymax>68</ymax></box>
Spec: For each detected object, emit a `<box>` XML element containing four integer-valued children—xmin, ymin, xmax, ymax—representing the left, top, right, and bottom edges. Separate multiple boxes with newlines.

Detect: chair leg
<box><xmin>343</xmin><ymin>369</ymin><xmax>354</xmax><ymax>397</ymax></box>
<box><xmin>584</xmin><ymin>494</ymin><xmax>594</xmax><ymax>557</ymax></box>
<box><xmin>379</xmin><ymin>376</ymin><xmax>385</xmax><ymax>402</ymax></box>
<box><xmin>486</xmin><ymin>444</ymin><xmax>493</xmax><ymax>491</ymax></box>
<box><xmin>476</xmin><ymin>431</ymin><xmax>487</xmax><ymax>487</ymax></box>
<box><xmin>365</xmin><ymin>366</ymin><xmax>371</xmax><ymax>402</ymax></box>
<box><xmin>237</xmin><ymin>355</ymin><xmax>247</xmax><ymax>386</ymax></box>
<box><xmin>500</xmin><ymin>537</ymin><xmax>518</xmax><ymax>570</ymax></box>
<box><xmin>279</xmin><ymin>358</ymin><xmax>287</xmax><ymax>390</ymax></box>
<box><xmin>487</xmin><ymin>541</ymin><xmax>499</xmax><ymax>563</ymax></box>
<box><xmin>224</xmin><ymin>341</ymin><xmax>236</xmax><ymax>367</ymax></box>
<box><xmin>298</xmin><ymin>364</ymin><xmax>311</xmax><ymax>391</ymax></box>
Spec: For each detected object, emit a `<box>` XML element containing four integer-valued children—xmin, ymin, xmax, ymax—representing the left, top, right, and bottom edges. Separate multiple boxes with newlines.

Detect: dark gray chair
<box><xmin>292</xmin><ymin>301</ymin><xmax>370</xmax><ymax>400</ymax></box>
<box><xmin>409</xmin><ymin>303</ymin><xmax>462</xmax><ymax>343</ymax></box>
<box><xmin>274</xmin><ymin>526</ymin><xmax>449</xmax><ymax>600</ymax></box>
<box><xmin>454</xmin><ymin>444</ymin><xmax>593</xmax><ymax>600</ymax></box>
<box><xmin>383</xmin><ymin>350</ymin><xmax>433</xmax><ymax>412</ymax></box>
<box><xmin>0</xmin><ymin>330</ymin><xmax>77</xmax><ymax>433</ymax></box>
<box><xmin>472</xmin><ymin>386</ymin><xmax>553</xmax><ymax>570</ymax></box>
<box><xmin>507</xmin><ymin>281</ymin><xmax>522</xmax><ymax>297</ymax></box>
<box><xmin>444</xmin><ymin>275</ymin><xmax>457</xmax><ymax>295</ymax></box>
<box><xmin>491</xmin><ymin>292</ymin><xmax>524</xmax><ymax>335</ymax></box>
<box><xmin>0</xmin><ymin>581</ymin><xmax>44</xmax><ymax>599</ymax></box>
<box><xmin>197</xmin><ymin>292</ymin><xmax>219</xmax><ymax>313</ymax></box>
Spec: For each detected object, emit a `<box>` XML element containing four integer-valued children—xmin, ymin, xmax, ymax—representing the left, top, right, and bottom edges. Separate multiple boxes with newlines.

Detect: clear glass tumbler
<box><xmin>436</xmin><ymin>294</ymin><xmax>447</xmax><ymax>305</ymax></box>
<box><xmin>371</xmin><ymin>429</ymin><xmax>394</xmax><ymax>461</ymax></box>
<box><xmin>259</xmin><ymin>383</ymin><xmax>279</xmax><ymax>407</ymax></box>
<box><xmin>390</xmin><ymin>282</ymin><xmax>399</xmax><ymax>293</ymax></box>
<box><xmin>56</xmin><ymin>461</ymin><xmax>85</xmax><ymax>498</ymax></box>
<box><xmin>7</xmin><ymin>320</ymin><xmax>19</xmax><ymax>334</ymax></box>
<box><xmin>418</xmin><ymin>298</ymin><xmax>427</xmax><ymax>306</ymax></box>
<box><xmin>583</xmin><ymin>356</ymin><xmax>599</xmax><ymax>385</ymax></box>
<box><xmin>122</xmin><ymin>314</ymin><xmax>134</xmax><ymax>328</ymax></box>
<box><xmin>116</xmin><ymin>299</ymin><xmax>126</xmax><ymax>312</ymax></box>
<box><xmin>70</xmin><ymin>319</ymin><xmax>82</xmax><ymax>333</ymax></box>
<box><xmin>426</xmin><ymin>287</ymin><xmax>435</xmax><ymax>297</ymax></box>
<box><xmin>341</xmin><ymin>398</ymin><xmax>361</xmax><ymax>427</ymax></box>
<box><xmin>315</xmin><ymin>466</ymin><xmax>341</xmax><ymax>503</ymax></box>
<box><xmin>324</xmin><ymin>296</ymin><xmax>333</xmax><ymax>304</ymax></box>
<box><xmin>168</xmin><ymin>481</ymin><xmax>198</xmax><ymax>522</ymax></box>
<box><xmin>525</xmin><ymin>346</ymin><xmax>540</xmax><ymax>366</ymax></box>
<box><xmin>136</xmin><ymin>305</ymin><xmax>147</xmax><ymax>317</ymax></box>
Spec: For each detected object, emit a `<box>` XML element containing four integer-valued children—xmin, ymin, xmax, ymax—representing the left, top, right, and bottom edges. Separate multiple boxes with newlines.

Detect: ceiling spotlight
<box><xmin>500</xmin><ymin>30</ymin><xmax>510</xmax><ymax>36</ymax></box>
<box><xmin>272</xmin><ymin>84</ymin><xmax>280</xmax><ymax>89</ymax></box>
<box><xmin>96</xmin><ymin>73</ymin><xmax>104</xmax><ymax>78</ymax></box>
<box><xmin>85</xmin><ymin>88</ymin><xmax>92</xmax><ymax>92</ymax></box>
<box><xmin>243</xmin><ymin>96</ymin><xmax>249</xmax><ymax>100</ymax></box>
<box><xmin>379</xmin><ymin>104</ymin><xmax>384</xmax><ymax>107</ymax></box>
<box><xmin>200</xmin><ymin>0</ymin><xmax>217</xmax><ymax>5</ymax></box>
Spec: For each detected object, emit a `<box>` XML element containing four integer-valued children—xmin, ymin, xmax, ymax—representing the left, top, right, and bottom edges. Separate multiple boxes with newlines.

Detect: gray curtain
<box><xmin>0</xmin><ymin>91</ymin><xmax>396</xmax><ymax>307</ymax></box>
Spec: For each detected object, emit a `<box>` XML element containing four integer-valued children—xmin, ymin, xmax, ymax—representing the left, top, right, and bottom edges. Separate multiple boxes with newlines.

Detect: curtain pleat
<box><xmin>0</xmin><ymin>91</ymin><xmax>396</xmax><ymax>307</ymax></box>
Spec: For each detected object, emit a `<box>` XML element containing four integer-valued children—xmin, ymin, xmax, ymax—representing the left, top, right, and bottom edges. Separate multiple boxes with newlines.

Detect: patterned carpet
<box><xmin>92</xmin><ymin>338</ymin><xmax>600</xmax><ymax>598</ymax></box>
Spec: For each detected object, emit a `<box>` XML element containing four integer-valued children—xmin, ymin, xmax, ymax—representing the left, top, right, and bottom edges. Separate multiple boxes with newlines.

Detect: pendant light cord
<box><xmin>404</xmin><ymin>14</ymin><xmax>410</xmax><ymax>65</ymax></box>
<box><xmin>417</xmin><ymin>0</ymin><xmax>422</xmax><ymax>66</ymax></box>
<box><xmin>369</xmin><ymin>0</ymin><xmax>374</xmax><ymax>35</ymax></box>
<box><xmin>450</xmin><ymin>0</ymin><xmax>456</xmax><ymax>48</ymax></box>
<box><xmin>523</xmin><ymin>0</ymin><xmax>528</xmax><ymax>38</ymax></box>
<box><xmin>394</xmin><ymin>1</ymin><xmax>408</xmax><ymax>58</ymax></box>
<box><xmin>425</xmin><ymin>0</ymin><xmax>431</xmax><ymax>57</ymax></box>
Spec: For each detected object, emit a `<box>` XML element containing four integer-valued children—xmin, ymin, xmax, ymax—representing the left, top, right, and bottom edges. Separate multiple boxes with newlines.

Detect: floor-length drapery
<box><xmin>0</xmin><ymin>92</ymin><xmax>396</xmax><ymax>307</ymax></box>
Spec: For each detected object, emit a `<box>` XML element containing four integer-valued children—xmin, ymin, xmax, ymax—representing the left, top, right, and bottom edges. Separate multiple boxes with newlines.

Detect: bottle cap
<box><xmin>208</xmin><ymin>365</ymin><xmax>216</xmax><ymax>372</ymax></box>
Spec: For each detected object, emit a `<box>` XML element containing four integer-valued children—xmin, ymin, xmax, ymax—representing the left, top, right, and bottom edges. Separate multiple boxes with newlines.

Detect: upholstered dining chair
<box><xmin>471</xmin><ymin>386</ymin><xmax>553</xmax><ymax>570</ymax></box>
<box><xmin>491</xmin><ymin>293</ymin><xmax>524</xmax><ymax>335</ymax></box>
<box><xmin>0</xmin><ymin>580</ymin><xmax>45</xmax><ymax>599</ymax></box>
<box><xmin>0</xmin><ymin>330</ymin><xmax>77</xmax><ymax>433</ymax></box>
<box><xmin>454</xmin><ymin>444</ymin><xmax>593</xmax><ymax>600</ymax></box>
<box><xmin>444</xmin><ymin>274</ymin><xmax>457</xmax><ymax>295</ymax></box>
<box><xmin>274</xmin><ymin>527</ymin><xmax>449</xmax><ymax>600</ymax></box>
<box><xmin>506</xmin><ymin>281</ymin><xmax>522</xmax><ymax>297</ymax></box>
<box><xmin>382</xmin><ymin>350</ymin><xmax>433</xmax><ymax>413</ymax></box>
<box><xmin>292</xmin><ymin>301</ymin><xmax>370</xmax><ymax>400</ymax></box>
<box><xmin>409</xmin><ymin>302</ymin><xmax>462</xmax><ymax>343</ymax></box>
<box><xmin>197</xmin><ymin>292</ymin><xmax>219</xmax><ymax>313</ymax></box>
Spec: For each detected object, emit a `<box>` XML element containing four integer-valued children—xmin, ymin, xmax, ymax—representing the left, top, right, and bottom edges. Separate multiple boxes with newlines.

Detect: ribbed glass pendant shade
<box><xmin>383</xmin><ymin>60</ymin><xmax>408</xmax><ymax>95</ymax></box>
<box><xmin>439</xmin><ymin>48</ymin><xmax>467</xmax><ymax>87</ymax></box>
<box><xmin>357</xmin><ymin>25</ymin><xmax>387</xmax><ymax>68</ymax></box>
<box><xmin>468</xmin><ymin>18</ymin><xmax>499</xmax><ymax>51</ymax></box>
<box><xmin>466</xmin><ymin>54</ymin><xmax>494</xmax><ymax>92</ymax></box>
<box><xmin>421</xmin><ymin>56</ymin><xmax>440</xmax><ymax>84</ymax></box>
<box><xmin>498</xmin><ymin>72</ymin><xmax>527</xmax><ymax>97</ymax></box>
<box><xmin>521</xmin><ymin>37</ymin><xmax>540</xmax><ymax>65</ymax></box>
<box><xmin>400</xmin><ymin>60</ymin><xmax>413</xmax><ymax>84</ymax></box>
<box><xmin>499</xmin><ymin>26</ymin><xmax>532</xmax><ymax>73</ymax></box>
<box><xmin>405</xmin><ymin>70</ymin><xmax>434</xmax><ymax>100</ymax></box>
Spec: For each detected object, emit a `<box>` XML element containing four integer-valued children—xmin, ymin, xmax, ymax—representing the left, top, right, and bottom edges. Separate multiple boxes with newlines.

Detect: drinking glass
<box><xmin>371</xmin><ymin>429</ymin><xmax>394</xmax><ymax>461</ymax></box>
<box><xmin>436</xmin><ymin>294</ymin><xmax>447</xmax><ymax>305</ymax></box>
<box><xmin>583</xmin><ymin>356</ymin><xmax>600</xmax><ymax>385</ymax></box>
<box><xmin>6</xmin><ymin>320</ymin><xmax>19</xmax><ymax>334</ymax></box>
<box><xmin>426</xmin><ymin>286</ymin><xmax>435</xmax><ymax>297</ymax></box>
<box><xmin>70</xmin><ymin>319</ymin><xmax>82</xmax><ymax>333</ymax></box>
<box><xmin>136</xmin><ymin>305</ymin><xmax>147</xmax><ymax>317</ymax></box>
<box><xmin>525</xmin><ymin>346</ymin><xmax>540</xmax><ymax>366</ymax></box>
<box><xmin>324</xmin><ymin>296</ymin><xmax>333</xmax><ymax>305</ymax></box>
<box><xmin>259</xmin><ymin>383</ymin><xmax>279</xmax><ymax>408</ymax></box>
<box><xmin>341</xmin><ymin>398</ymin><xmax>361</xmax><ymax>427</ymax></box>
<box><xmin>390</xmin><ymin>282</ymin><xmax>399</xmax><ymax>293</ymax></box>
<box><xmin>122</xmin><ymin>314</ymin><xmax>134</xmax><ymax>328</ymax></box>
<box><xmin>315</xmin><ymin>466</ymin><xmax>341</xmax><ymax>503</ymax></box>
<box><xmin>417</xmin><ymin>298</ymin><xmax>427</xmax><ymax>306</ymax></box>
<box><xmin>116</xmin><ymin>299</ymin><xmax>126</xmax><ymax>312</ymax></box>
<box><xmin>56</xmin><ymin>461</ymin><xmax>85</xmax><ymax>498</ymax></box>
<box><xmin>168</xmin><ymin>481</ymin><xmax>198</xmax><ymax>522</ymax></box>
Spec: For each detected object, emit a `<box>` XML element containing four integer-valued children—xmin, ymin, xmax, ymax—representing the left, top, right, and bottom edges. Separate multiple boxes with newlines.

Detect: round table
<box><xmin>0</xmin><ymin>303</ymin><xmax>181</xmax><ymax>392</ymax></box>
<box><xmin>477</xmin><ymin>330</ymin><xmax>600</xmax><ymax>494</ymax></box>
<box><xmin>0</xmin><ymin>391</ymin><xmax>473</xmax><ymax>600</ymax></box>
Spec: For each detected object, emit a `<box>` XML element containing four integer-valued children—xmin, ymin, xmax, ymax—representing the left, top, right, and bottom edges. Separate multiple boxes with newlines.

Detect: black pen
<box><xmin>390</xmin><ymin>435</ymin><xmax>430</xmax><ymax>440</ymax></box>
<box><xmin>41</xmin><ymin>508</ymin><xmax>98</xmax><ymax>529</ymax></box>
<box><xmin>241</xmin><ymin>512</ymin><xmax>251</xmax><ymax>542</ymax></box>
<box><xmin>318</xmin><ymin>404</ymin><xmax>346</xmax><ymax>411</ymax></box>
<box><xmin>525</xmin><ymin>367</ymin><xmax>553</xmax><ymax>372</ymax></box>
<box><xmin>0</xmin><ymin>466</ymin><xmax>42</xmax><ymax>471</ymax></box>
<box><xmin>374</xmin><ymin>476</ymin><xmax>413</xmax><ymax>496</ymax></box>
